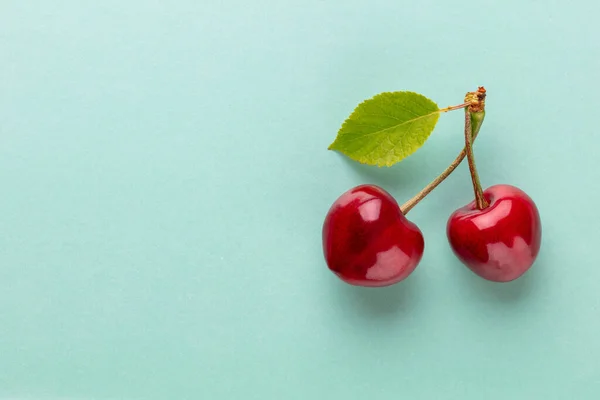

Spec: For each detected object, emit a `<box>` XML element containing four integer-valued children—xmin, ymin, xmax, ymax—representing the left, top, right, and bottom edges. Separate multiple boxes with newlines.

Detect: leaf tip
<box><xmin>327</xmin><ymin>140</ymin><xmax>339</xmax><ymax>151</ymax></box>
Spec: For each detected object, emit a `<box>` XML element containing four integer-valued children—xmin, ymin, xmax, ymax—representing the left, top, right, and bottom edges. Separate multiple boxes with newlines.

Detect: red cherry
<box><xmin>447</xmin><ymin>184</ymin><xmax>542</xmax><ymax>282</ymax></box>
<box><xmin>322</xmin><ymin>184</ymin><xmax>424</xmax><ymax>287</ymax></box>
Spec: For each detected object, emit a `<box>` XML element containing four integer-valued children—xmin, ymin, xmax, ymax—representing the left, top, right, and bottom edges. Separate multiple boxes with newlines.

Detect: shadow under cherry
<box><xmin>327</xmin><ymin>271</ymin><xmax>422</xmax><ymax>319</ymax></box>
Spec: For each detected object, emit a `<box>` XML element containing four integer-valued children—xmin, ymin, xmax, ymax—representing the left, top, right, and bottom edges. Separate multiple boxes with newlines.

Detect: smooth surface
<box><xmin>447</xmin><ymin>185</ymin><xmax>542</xmax><ymax>282</ymax></box>
<box><xmin>323</xmin><ymin>185</ymin><xmax>424</xmax><ymax>286</ymax></box>
<box><xmin>1</xmin><ymin>1</ymin><xmax>599</xmax><ymax>399</ymax></box>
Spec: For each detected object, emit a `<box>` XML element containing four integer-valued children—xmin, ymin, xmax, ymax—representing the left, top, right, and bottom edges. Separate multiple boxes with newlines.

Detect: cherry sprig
<box><xmin>323</xmin><ymin>86</ymin><xmax>542</xmax><ymax>287</ymax></box>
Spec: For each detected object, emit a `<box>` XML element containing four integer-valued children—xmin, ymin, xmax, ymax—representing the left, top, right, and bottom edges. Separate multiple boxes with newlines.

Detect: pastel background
<box><xmin>1</xmin><ymin>1</ymin><xmax>599</xmax><ymax>399</ymax></box>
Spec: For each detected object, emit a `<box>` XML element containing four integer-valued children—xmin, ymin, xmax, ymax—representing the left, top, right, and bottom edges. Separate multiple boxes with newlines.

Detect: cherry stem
<box><xmin>464</xmin><ymin>110</ymin><xmax>489</xmax><ymax>209</ymax></box>
<box><xmin>400</xmin><ymin>111</ymin><xmax>484</xmax><ymax>215</ymax></box>
<box><xmin>400</xmin><ymin>87</ymin><xmax>488</xmax><ymax>215</ymax></box>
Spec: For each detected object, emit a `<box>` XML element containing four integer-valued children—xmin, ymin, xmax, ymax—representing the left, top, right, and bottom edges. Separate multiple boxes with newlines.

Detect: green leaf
<box><xmin>329</xmin><ymin>91</ymin><xmax>440</xmax><ymax>167</ymax></box>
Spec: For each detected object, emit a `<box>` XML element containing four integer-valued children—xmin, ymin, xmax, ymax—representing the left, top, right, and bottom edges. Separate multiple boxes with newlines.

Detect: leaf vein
<box><xmin>369</xmin><ymin>102</ymin><xmax>406</xmax><ymax>121</ymax></box>
<box><xmin>341</xmin><ymin>112</ymin><xmax>437</xmax><ymax>143</ymax></box>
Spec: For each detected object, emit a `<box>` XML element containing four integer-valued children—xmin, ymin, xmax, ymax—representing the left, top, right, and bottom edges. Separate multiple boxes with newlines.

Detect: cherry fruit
<box><xmin>322</xmin><ymin>184</ymin><xmax>424</xmax><ymax>287</ymax></box>
<box><xmin>446</xmin><ymin>184</ymin><xmax>541</xmax><ymax>282</ymax></box>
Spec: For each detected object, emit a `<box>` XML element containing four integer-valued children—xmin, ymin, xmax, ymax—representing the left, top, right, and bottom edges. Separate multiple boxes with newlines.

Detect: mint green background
<box><xmin>1</xmin><ymin>1</ymin><xmax>598</xmax><ymax>399</ymax></box>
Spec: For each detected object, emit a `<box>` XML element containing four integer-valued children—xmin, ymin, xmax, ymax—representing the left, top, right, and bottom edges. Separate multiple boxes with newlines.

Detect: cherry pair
<box><xmin>322</xmin><ymin>183</ymin><xmax>541</xmax><ymax>286</ymax></box>
<box><xmin>322</xmin><ymin>88</ymin><xmax>541</xmax><ymax>287</ymax></box>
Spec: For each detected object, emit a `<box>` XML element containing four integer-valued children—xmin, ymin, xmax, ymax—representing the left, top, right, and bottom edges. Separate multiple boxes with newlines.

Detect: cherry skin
<box><xmin>447</xmin><ymin>184</ymin><xmax>541</xmax><ymax>282</ymax></box>
<box><xmin>322</xmin><ymin>184</ymin><xmax>424</xmax><ymax>287</ymax></box>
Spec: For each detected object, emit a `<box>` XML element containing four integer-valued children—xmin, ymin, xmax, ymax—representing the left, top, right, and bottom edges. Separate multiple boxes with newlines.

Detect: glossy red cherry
<box><xmin>322</xmin><ymin>184</ymin><xmax>424</xmax><ymax>287</ymax></box>
<box><xmin>447</xmin><ymin>184</ymin><xmax>541</xmax><ymax>282</ymax></box>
